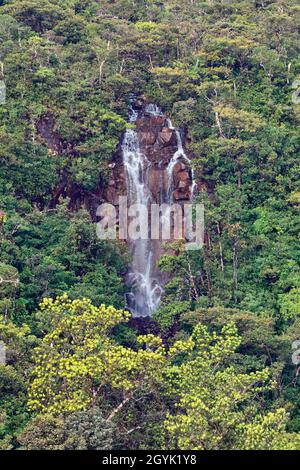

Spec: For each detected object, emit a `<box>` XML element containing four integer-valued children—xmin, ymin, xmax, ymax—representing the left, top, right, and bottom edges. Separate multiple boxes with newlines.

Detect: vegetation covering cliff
<box><xmin>0</xmin><ymin>0</ymin><xmax>299</xmax><ymax>450</ymax></box>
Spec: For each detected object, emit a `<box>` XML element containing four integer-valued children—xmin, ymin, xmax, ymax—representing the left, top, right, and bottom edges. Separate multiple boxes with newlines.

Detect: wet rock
<box><xmin>173</xmin><ymin>189</ymin><xmax>191</xmax><ymax>201</ymax></box>
<box><xmin>139</xmin><ymin>131</ymin><xmax>157</xmax><ymax>146</ymax></box>
<box><xmin>151</xmin><ymin>116</ymin><xmax>165</xmax><ymax>126</ymax></box>
<box><xmin>148</xmin><ymin>168</ymin><xmax>169</xmax><ymax>202</ymax></box>
<box><xmin>174</xmin><ymin>170</ymin><xmax>190</xmax><ymax>187</ymax></box>
<box><xmin>158</xmin><ymin>127</ymin><xmax>175</xmax><ymax>145</ymax></box>
<box><xmin>178</xmin><ymin>180</ymin><xmax>187</xmax><ymax>189</ymax></box>
<box><xmin>173</xmin><ymin>161</ymin><xmax>186</xmax><ymax>173</ymax></box>
<box><xmin>136</xmin><ymin>116</ymin><xmax>165</xmax><ymax>131</ymax></box>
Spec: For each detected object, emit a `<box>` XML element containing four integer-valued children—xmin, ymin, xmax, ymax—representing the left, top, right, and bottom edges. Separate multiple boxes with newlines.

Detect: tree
<box><xmin>63</xmin><ymin>408</ymin><xmax>115</xmax><ymax>450</ymax></box>
<box><xmin>28</xmin><ymin>296</ymin><xmax>168</xmax><ymax>416</ymax></box>
<box><xmin>18</xmin><ymin>408</ymin><xmax>115</xmax><ymax>450</ymax></box>
<box><xmin>0</xmin><ymin>316</ymin><xmax>36</xmax><ymax>447</ymax></box>
<box><xmin>17</xmin><ymin>414</ymin><xmax>66</xmax><ymax>450</ymax></box>
<box><xmin>164</xmin><ymin>322</ymin><xmax>300</xmax><ymax>450</ymax></box>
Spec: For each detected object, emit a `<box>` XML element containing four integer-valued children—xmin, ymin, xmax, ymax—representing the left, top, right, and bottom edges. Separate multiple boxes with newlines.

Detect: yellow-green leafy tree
<box><xmin>28</xmin><ymin>295</ymin><xmax>169</xmax><ymax>418</ymax></box>
<box><xmin>165</xmin><ymin>322</ymin><xmax>300</xmax><ymax>450</ymax></box>
<box><xmin>27</xmin><ymin>296</ymin><xmax>300</xmax><ymax>449</ymax></box>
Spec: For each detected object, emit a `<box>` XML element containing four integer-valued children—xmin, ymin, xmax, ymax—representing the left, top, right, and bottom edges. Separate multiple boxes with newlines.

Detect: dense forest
<box><xmin>0</xmin><ymin>0</ymin><xmax>300</xmax><ymax>450</ymax></box>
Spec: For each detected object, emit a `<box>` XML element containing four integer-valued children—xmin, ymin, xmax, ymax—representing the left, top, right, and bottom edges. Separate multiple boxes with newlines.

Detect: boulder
<box><xmin>134</xmin><ymin>95</ymin><xmax>147</xmax><ymax>109</ymax></box>
<box><xmin>174</xmin><ymin>170</ymin><xmax>190</xmax><ymax>187</ymax></box>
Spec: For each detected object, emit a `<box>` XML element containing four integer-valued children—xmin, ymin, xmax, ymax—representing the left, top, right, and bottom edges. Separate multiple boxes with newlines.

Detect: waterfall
<box><xmin>122</xmin><ymin>104</ymin><xmax>195</xmax><ymax>317</ymax></box>
<box><xmin>144</xmin><ymin>103</ymin><xmax>163</xmax><ymax>116</ymax></box>
<box><xmin>166</xmin><ymin>118</ymin><xmax>196</xmax><ymax>200</ymax></box>
<box><xmin>122</xmin><ymin>107</ymin><xmax>163</xmax><ymax>317</ymax></box>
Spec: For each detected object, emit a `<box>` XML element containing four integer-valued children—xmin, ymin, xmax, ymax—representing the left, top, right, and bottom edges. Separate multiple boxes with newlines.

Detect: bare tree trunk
<box><xmin>294</xmin><ymin>366</ymin><xmax>300</xmax><ymax>386</ymax></box>
<box><xmin>187</xmin><ymin>258</ymin><xmax>199</xmax><ymax>300</ymax></box>
<box><xmin>99</xmin><ymin>60</ymin><xmax>106</xmax><ymax>84</ymax></box>
<box><xmin>233</xmin><ymin>237</ymin><xmax>238</xmax><ymax>303</ymax></box>
<box><xmin>237</xmin><ymin>170</ymin><xmax>241</xmax><ymax>189</ymax></box>
<box><xmin>233</xmin><ymin>80</ymin><xmax>237</xmax><ymax>99</ymax></box>
<box><xmin>119</xmin><ymin>58</ymin><xmax>125</xmax><ymax>74</ymax></box>
<box><xmin>287</xmin><ymin>62</ymin><xmax>292</xmax><ymax>84</ymax></box>
<box><xmin>106</xmin><ymin>392</ymin><xmax>133</xmax><ymax>422</ymax></box>
<box><xmin>215</xmin><ymin>111</ymin><xmax>225</xmax><ymax>138</ymax></box>
<box><xmin>96</xmin><ymin>40</ymin><xmax>110</xmax><ymax>84</ymax></box>
<box><xmin>176</xmin><ymin>38</ymin><xmax>180</xmax><ymax>59</ymax></box>
<box><xmin>217</xmin><ymin>222</ymin><xmax>224</xmax><ymax>272</ymax></box>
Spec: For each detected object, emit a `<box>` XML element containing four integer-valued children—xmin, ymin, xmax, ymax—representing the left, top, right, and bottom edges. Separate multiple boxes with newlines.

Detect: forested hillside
<box><xmin>0</xmin><ymin>0</ymin><xmax>300</xmax><ymax>450</ymax></box>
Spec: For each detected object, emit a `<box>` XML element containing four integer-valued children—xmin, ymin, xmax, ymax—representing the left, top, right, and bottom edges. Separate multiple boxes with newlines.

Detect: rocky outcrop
<box><xmin>106</xmin><ymin>98</ymin><xmax>193</xmax><ymax>206</ymax></box>
<box><xmin>36</xmin><ymin>114</ymin><xmax>63</xmax><ymax>155</ymax></box>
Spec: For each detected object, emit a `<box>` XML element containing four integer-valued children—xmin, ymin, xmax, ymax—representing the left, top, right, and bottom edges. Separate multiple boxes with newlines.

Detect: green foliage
<box><xmin>18</xmin><ymin>408</ymin><xmax>115</xmax><ymax>450</ymax></box>
<box><xmin>0</xmin><ymin>201</ymin><xmax>128</xmax><ymax>323</ymax></box>
<box><xmin>28</xmin><ymin>296</ymin><xmax>168</xmax><ymax>414</ymax></box>
<box><xmin>0</xmin><ymin>317</ymin><xmax>36</xmax><ymax>441</ymax></box>
<box><xmin>153</xmin><ymin>300</ymin><xmax>190</xmax><ymax>333</ymax></box>
<box><xmin>62</xmin><ymin>408</ymin><xmax>115</xmax><ymax>450</ymax></box>
<box><xmin>0</xmin><ymin>0</ymin><xmax>300</xmax><ymax>450</ymax></box>
<box><xmin>165</xmin><ymin>322</ymin><xmax>299</xmax><ymax>450</ymax></box>
<box><xmin>17</xmin><ymin>414</ymin><xmax>66</xmax><ymax>450</ymax></box>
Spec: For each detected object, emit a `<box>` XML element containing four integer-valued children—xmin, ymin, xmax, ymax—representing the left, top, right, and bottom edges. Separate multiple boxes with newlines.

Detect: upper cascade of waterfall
<box><xmin>129</xmin><ymin>106</ymin><xmax>138</xmax><ymax>123</ymax></box>
<box><xmin>122</xmin><ymin>128</ymin><xmax>150</xmax><ymax>206</ymax></box>
<box><xmin>166</xmin><ymin>118</ymin><xmax>196</xmax><ymax>200</ymax></box>
<box><xmin>144</xmin><ymin>103</ymin><xmax>164</xmax><ymax>116</ymax></box>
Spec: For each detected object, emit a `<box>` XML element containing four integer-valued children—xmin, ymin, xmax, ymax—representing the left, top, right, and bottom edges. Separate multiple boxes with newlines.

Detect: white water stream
<box><xmin>122</xmin><ymin>105</ymin><xmax>195</xmax><ymax>317</ymax></box>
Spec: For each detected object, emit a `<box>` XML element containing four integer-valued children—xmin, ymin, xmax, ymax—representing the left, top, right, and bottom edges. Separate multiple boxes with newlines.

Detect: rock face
<box><xmin>106</xmin><ymin>99</ymin><xmax>193</xmax><ymax>206</ymax></box>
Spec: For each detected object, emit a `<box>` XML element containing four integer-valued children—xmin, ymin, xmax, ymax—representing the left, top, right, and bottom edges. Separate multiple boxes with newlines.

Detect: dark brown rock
<box><xmin>148</xmin><ymin>168</ymin><xmax>169</xmax><ymax>202</ymax></box>
<box><xmin>158</xmin><ymin>127</ymin><xmax>174</xmax><ymax>145</ymax></box>
<box><xmin>173</xmin><ymin>161</ymin><xmax>187</xmax><ymax>173</ymax></box>
<box><xmin>139</xmin><ymin>131</ymin><xmax>157</xmax><ymax>146</ymax></box>
<box><xmin>173</xmin><ymin>189</ymin><xmax>191</xmax><ymax>201</ymax></box>
<box><xmin>174</xmin><ymin>170</ymin><xmax>190</xmax><ymax>187</ymax></box>
<box><xmin>134</xmin><ymin>95</ymin><xmax>147</xmax><ymax>109</ymax></box>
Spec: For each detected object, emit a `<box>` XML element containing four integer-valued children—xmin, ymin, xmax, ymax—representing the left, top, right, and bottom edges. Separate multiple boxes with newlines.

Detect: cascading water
<box><xmin>122</xmin><ymin>106</ymin><xmax>163</xmax><ymax>317</ymax></box>
<box><xmin>122</xmin><ymin>103</ymin><xmax>195</xmax><ymax>317</ymax></box>
<box><xmin>166</xmin><ymin>118</ymin><xmax>196</xmax><ymax>200</ymax></box>
<box><xmin>144</xmin><ymin>103</ymin><xmax>164</xmax><ymax>116</ymax></box>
